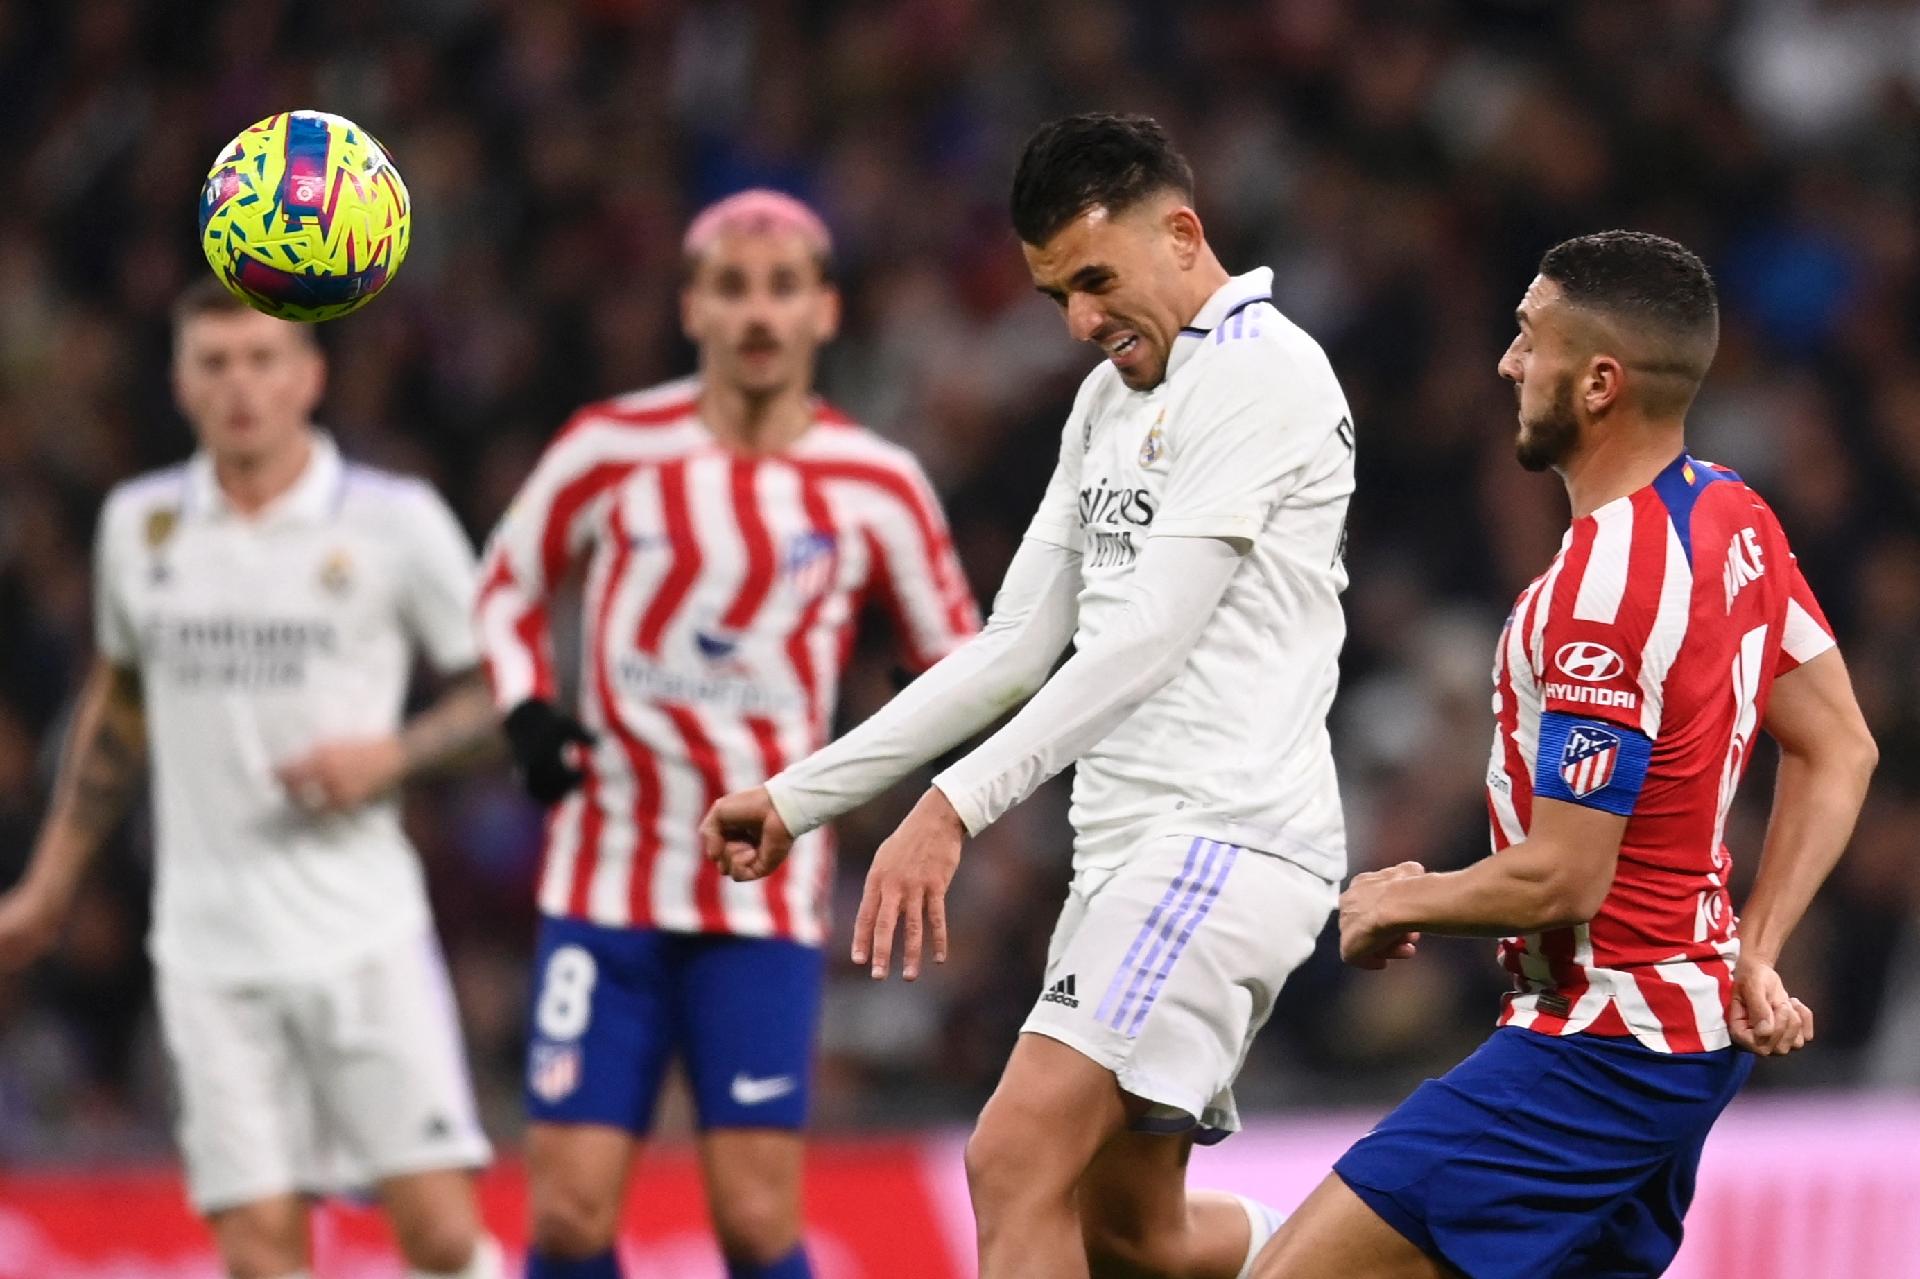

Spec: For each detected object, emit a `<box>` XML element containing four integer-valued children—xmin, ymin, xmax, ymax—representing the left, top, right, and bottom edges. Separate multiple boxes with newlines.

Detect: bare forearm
<box><xmin>29</xmin><ymin>663</ymin><xmax>147</xmax><ymax>900</ymax></box>
<box><xmin>1740</xmin><ymin>747</ymin><xmax>1875</xmax><ymax>965</ymax></box>
<box><xmin>1384</xmin><ymin>843</ymin><xmax>1596</xmax><ymax>938</ymax></box>
<box><xmin>399</xmin><ymin>670</ymin><xmax>503</xmax><ymax>779</ymax></box>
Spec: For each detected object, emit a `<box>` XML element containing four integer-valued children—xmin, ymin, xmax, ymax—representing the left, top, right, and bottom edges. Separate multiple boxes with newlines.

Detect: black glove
<box><xmin>504</xmin><ymin>699</ymin><xmax>595</xmax><ymax>805</ymax></box>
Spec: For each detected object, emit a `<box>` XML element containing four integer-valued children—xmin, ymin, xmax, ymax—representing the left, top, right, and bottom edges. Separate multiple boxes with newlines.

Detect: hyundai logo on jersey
<box><xmin>1559</xmin><ymin>725</ymin><xmax>1622</xmax><ymax>798</ymax></box>
<box><xmin>1555</xmin><ymin>641</ymin><xmax>1626</xmax><ymax>683</ymax></box>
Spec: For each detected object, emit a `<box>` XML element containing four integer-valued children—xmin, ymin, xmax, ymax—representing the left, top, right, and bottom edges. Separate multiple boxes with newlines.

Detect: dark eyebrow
<box><xmin>1069</xmin><ymin>264</ymin><xmax>1113</xmax><ymax>291</ymax></box>
<box><xmin>1515</xmin><ymin>309</ymin><xmax>1530</xmax><ymax>328</ymax></box>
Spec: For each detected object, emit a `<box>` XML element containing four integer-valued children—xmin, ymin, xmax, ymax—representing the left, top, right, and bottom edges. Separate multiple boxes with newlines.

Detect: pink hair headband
<box><xmin>682</xmin><ymin>189</ymin><xmax>832</xmax><ymax>261</ymax></box>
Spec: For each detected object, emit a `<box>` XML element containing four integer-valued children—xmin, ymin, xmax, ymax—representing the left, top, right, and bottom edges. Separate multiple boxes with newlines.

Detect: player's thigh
<box><xmin>154</xmin><ymin>967</ymin><xmax>317</xmax><ymax>1215</ymax></box>
<box><xmin>697</xmin><ymin>1128</ymin><xmax>806</xmax><ymax>1258</ymax></box>
<box><xmin>1251</xmin><ymin>1176</ymin><xmax>1458</xmax><ymax>1279</ymax></box>
<box><xmin>525</xmin><ymin>917</ymin><xmax>678</xmax><ymax>1135</ymax></box>
<box><xmin>526</xmin><ymin>1121</ymin><xmax>639</xmax><ymax>1252</ymax></box>
<box><xmin>675</xmin><ymin>933</ymin><xmax>823</xmax><ymax>1132</ymax></box>
<box><xmin>309</xmin><ymin>931</ymin><xmax>491</xmax><ymax>1186</ymax></box>
<box><xmin>969</xmin><ymin>1031</ymin><xmax>1131</xmax><ymax>1198</ymax></box>
<box><xmin>207</xmin><ymin>1193</ymin><xmax>313</xmax><ymax>1279</ymax></box>
<box><xmin>1024</xmin><ymin>840</ymin><xmax>1332</xmax><ymax>1142</ymax></box>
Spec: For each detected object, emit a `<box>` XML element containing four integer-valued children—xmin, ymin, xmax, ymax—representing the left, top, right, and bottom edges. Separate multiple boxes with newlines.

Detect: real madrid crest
<box><xmin>1139</xmin><ymin>411</ymin><xmax>1166</xmax><ymax>467</ymax></box>
<box><xmin>144</xmin><ymin>507</ymin><xmax>179</xmax><ymax>549</ymax></box>
<box><xmin>318</xmin><ymin>549</ymin><xmax>354</xmax><ymax>596</ymax></box>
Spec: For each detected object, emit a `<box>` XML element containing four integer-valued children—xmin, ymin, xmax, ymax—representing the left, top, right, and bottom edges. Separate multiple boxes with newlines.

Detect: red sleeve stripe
<box><xmin>538</xmin><ymin>460</ymin><xmax>639</xmax><ymax>589</ymax></box>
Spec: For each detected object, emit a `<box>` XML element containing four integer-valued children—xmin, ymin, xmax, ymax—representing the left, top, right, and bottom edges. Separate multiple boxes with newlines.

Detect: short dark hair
<box><xmin>1010</xmin><ymin>113</ymin><xmax>1195</xmax><ymax>247</ymax></box>
<box><xmin>1538</xmin><ymin>231</ymin><xmax>1718</xmax><ymax>408</ymax></box>
<box><xmin>172</xmin><ymin>276</ymin><xmax>318</xmax><ymax>345</ymax></box>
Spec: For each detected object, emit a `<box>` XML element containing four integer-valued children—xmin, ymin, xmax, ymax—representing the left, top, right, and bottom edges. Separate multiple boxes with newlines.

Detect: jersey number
<box><xmin>535</xmin><ymin>944</ymin><xmax>598</xmax><ymax>1041</ymax></box>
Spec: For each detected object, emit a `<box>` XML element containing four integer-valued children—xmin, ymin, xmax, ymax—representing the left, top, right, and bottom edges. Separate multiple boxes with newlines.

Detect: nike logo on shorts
<box><xmin>730</xmin><ymin>1072</ymin><xmax>797</xmax><ymax>1106</ymax></box>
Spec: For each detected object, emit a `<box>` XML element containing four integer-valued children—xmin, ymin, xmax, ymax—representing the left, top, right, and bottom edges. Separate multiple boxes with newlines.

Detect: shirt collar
<box><xmin>1165</xmin><ymin>266</ymin><xmax>1275</xmax><ymax>381</ymax></box>
<box><xmin>184</xmin><ymin>430</ymin><xmax>345</xmax><ymax>525</ymax></box>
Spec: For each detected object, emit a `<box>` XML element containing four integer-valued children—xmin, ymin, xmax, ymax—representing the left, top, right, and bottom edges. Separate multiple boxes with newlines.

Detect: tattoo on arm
<box><xmin>399</xmin><ymin>670</ymin><xmax>504</xmax><ymax>780</ymax></box>
<box><xmin>53</xmin><ymin>666</ymin><xmax>147</xmax><ymax>839</ymax></box>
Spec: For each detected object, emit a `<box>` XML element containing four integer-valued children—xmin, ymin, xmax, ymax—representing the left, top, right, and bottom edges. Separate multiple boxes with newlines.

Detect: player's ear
<box><xmin>1584</xmin><ymin>354</ymin><xmax>1625</xmax><ymax>418</ymax></box>
<box><xmin>812</xmin><ymin>281</ymin><xmax>842</xmax><ymax>344</ymax></box>
<box><xmin>1166</xmin><ymin>205</ymin><xmax>1204</xmax><ymax>269</ymax></box>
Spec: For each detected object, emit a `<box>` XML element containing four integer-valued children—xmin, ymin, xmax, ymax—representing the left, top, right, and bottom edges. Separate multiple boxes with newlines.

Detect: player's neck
<box><xmin>1177</xmin><ymin>249</ymin><xmax>1233</xmax><ymax>330</ymax></box>
<box><xmin>212</xmin><ymin>428</ymin><xmax>316</xmax><ymax>517</ymax></box>
<box><xmin>1561</xmin><ymin>419</ymin><xmax>1686</xmax><ymax>521</ymax></box>
<box><xmin>699</xmin><ymin>380</ymin><xmax>816</xmax><ymax>454</ymax></box>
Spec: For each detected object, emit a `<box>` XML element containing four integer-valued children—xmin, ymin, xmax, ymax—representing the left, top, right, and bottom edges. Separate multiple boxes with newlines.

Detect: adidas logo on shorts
<box><xmin>1042</xmin><ymin>974</ymin><xmax>1080</xmax><ymax>1009</ymax></box>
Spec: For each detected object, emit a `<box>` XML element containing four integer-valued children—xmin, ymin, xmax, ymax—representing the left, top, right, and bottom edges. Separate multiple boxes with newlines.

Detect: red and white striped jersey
<box><xmin>1485</xmin><ymin>454</ymin><xmax>1836</xmax><ymax>1052</ymax></box>
<box><xmin>477</xmin><ymin>379</ymin><xmax>979</xmax><ymax>944</ymax></box>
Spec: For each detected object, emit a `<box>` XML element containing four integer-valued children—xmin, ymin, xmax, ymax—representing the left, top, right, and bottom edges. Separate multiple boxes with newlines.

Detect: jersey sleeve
<box><xmin>862</xmin><ymin>453</ymin><xmax>982</xmax><ymax>672</ymax></box>
<box><xmin>1530</xmin><ymin>504</ymin><xmax>1671</xmax><ymax>815</ymax></box>
<box><xmin>1776</xmin><ymin>555</ymin><xmax>1837</xmax><ymax>675</ymax></box>
<box><xmin>397</xmin><ymin>482</ymin><xmax>482</xmax><ymax>674</ymax></box>
<box><xmin>1150</xmin><ymin>338</ymin><xmax>1349</xmax><ymax>548</ymax></box>
<box><xmin>92</xmin><ymin>491</ymin><xmax>139</xmax><ymax>668</ymax></box>
<box><xmin>1022</xmin><ymin>372</ymin><xmax>1097</xmax><ymax>552</ymax></box>
<box><xmin>474</xmin><ymin>414</ymin><xmax>627</xmax><ymax>708</ymax></box>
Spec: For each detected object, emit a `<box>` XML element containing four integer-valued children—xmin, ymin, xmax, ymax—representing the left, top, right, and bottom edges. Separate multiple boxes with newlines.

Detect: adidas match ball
<box><xmin>199</xmin><ymin>110</ymin><xmax>411</xmax><ymax>323</ymax></box>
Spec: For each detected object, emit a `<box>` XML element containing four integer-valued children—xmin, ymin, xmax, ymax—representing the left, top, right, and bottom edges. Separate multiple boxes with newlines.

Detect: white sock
<box><xmin>409</xmin><ymin>1233</ymin><xmax>505</xmax><ymax>1279</ymax></box>
<box><xmin>1232</xmin><ymin>1194</ymin><xmax>1288</xmax><ymax>1279</ymax></box>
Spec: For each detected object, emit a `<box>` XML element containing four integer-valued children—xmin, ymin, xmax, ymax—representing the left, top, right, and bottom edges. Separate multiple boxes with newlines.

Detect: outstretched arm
<box><xmin>0</xmin><ymin>661</ymin><xmax>146</xmax><ymax>968</ymax></box>
<box><xmin>704</xmin><ymin>534</ymin><xmax>1081</xmax><ymax>878</ymax></box>
<box><xmin>848</xmin><ymin>533</ymin><xmax>1245</xmax><ymax>981</ymax></box>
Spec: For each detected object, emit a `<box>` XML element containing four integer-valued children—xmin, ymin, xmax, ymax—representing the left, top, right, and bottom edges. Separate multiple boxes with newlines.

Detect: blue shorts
<box><xmin>523</xmin><ymin>917</ymin><xmax>824</xmax><ymax>1133</ymax></box>
<box><xmin>1335</xmin><ymin>1027</ymin><xmax>1753</xmax><ymax>1279</ymax></box>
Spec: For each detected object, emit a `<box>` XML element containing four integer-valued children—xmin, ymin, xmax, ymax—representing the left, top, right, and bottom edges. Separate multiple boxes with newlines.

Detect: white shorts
<box><xmin>155</xmin><ymin>930</ymin><xmax>491</xmax><ymax>1213</ymax></box>
<box><xmin>1022</xmin><ymin>834</ymin><xmax>1335</xmax><ymax>1138</ymax></box>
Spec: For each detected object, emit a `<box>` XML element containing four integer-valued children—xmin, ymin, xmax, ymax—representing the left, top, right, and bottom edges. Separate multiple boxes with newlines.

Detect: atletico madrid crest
<box><xmin>1559</xmin><ymin>725</ymin><xmax>1621</xmax><ymax>798</ymax></box>
<box><xmin>528</xmin><ymin>1042</ymin><xmax>582</xmax><ymax>1102</ymax></box>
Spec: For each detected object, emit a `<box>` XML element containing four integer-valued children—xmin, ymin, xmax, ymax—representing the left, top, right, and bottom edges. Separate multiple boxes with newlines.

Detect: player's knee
<box><xmin>211</xmin><ymin>1205</ymin><xmax>307</xmax><ymax>1279</ymax></box>
<box><xmin>710</xmin><ymin>1186</ymin><xmax>800</xmax><ymax>1265</ymax></box>
<box><xmin>528</xmin><ymin>1177</ymin><xmax>621</xmax><ymax>1258</ymax></box>
<box><xmin>396</xmin><ymin>1220</ymin><xmax>479</xmax><ymax>1274</ymax></box>
<box><xmin>963</xmin><ymin>1117</ymin><xmax>1035</xmax><ymax>1215</ymax></box>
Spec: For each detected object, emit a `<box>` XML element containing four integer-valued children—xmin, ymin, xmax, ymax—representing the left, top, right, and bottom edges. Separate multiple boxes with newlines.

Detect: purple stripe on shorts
<box><xmin>1095</xmin><ymin>837</ymin><xmax>1204</xmax><ymax>1028</ymax></box>
<box><xmin>1108</xmin><ymin>839</ymin><xmax>1225</xmax><ymax>1033</ymax></box>
<box><xmin>1125</xmin><ymin>843</ymin><xmax>1239</xmax><ymax>1037</ymax></box>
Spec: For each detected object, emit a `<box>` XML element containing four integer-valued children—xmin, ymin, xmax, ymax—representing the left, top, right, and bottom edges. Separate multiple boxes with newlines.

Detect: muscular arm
<box><xmin>1350</xmin><ymin>798</ymin><xmax>1628</xmax><ymax>955</ymax></box>
<box><xmin>764</xmin><ymin>536</ymin><xmax>1081</xmax><ymax>836</ymax></box>
<box><xmin>1739</xmin><ymin>648</ymin><xmax>1877</xmax><ymax>965</ymax></box>
<box><xmin>0</xmin><ymin>661</ymin><xmax>147</xmax><ymax>966</ymax></box>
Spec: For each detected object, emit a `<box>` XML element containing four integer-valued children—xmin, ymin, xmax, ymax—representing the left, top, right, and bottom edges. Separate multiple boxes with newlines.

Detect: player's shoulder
<box><xmin>554</xmin><ymin>377</ymin><xmax>704</xmax><ymax>450</ymax></box>
<box><xmin>1642</xmin><ymin>454</ymin><xmax>1788</xmax><ymax>567</ymax></box>
<box><xmin>335</xmin><ymin>461</ymin><xmax>452</xmax><ymax>526</ymax></box>
<box><xmin>99</xmin><ymin>464</ymin><xmax>190</xmax><ymax>539</ymax></box>
<box><xmin>1182</xmin><ymin>298</ymin><xmax>1341</xmax><ymax>404</ymax></box>
<box><xmin>796</xmin><ymin>404</ymin><xmax>932</xmax><ymax>483</ymax></box>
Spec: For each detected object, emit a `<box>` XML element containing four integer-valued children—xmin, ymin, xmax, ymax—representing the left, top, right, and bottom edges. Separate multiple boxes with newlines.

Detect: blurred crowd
<box><xmin>3</xmin><ymin>0</ymin><xmax>1919</xmax><ymax>1162</ymax></box>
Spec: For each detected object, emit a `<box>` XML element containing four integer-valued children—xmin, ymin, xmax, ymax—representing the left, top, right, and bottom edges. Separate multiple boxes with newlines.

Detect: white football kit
<box><xmin>771</xmin><ymin>268</ymin><xmax>1354</xmax><ymax>1134</ymax></box>
<box><xmin>93</xmin><ymin>433</ymin><xmax>490</xmax><ymax>1209</ymax></box>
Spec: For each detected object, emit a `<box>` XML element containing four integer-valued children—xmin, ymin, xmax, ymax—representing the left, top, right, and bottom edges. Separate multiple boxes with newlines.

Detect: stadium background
<box><xmin>2</xmin><ymin>0</ymin><xmax>1918</xmax><ymax>1273</ymax></box>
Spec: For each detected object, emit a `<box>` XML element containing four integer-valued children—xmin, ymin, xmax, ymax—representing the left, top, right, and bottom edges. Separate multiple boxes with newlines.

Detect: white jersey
<box><xmin>1023</xmin><ymin>268</ymin><xmax>1353</xmax><ymax>880</ymax></box>
<box><xmin>93</xmin><ymin>433</ymin><xmax>481</xmax><ymax>979</ymax></box>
